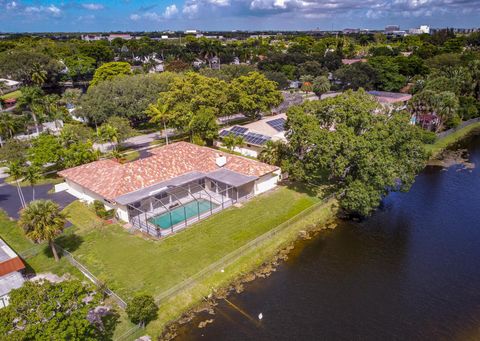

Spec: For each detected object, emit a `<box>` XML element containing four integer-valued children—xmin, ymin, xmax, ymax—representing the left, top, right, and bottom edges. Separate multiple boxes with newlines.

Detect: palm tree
<box><xmin>145</xmin><ymin>99</ymin><xmax>173</xmax><ymax>145</ymax></box>
<box><xmin>23</xmin><ymin>165</ymin><xmax>42</xmax><ymax>201</ymax></box>
<box><xmin>17</xmin><ymin>86</ymin><xmax>44</xmax><ymax>135</ymax></box>
<box><xmin>18</xmin><ymin>200</ymin><xmax>67</xmax><ymax>262</ymax></box>
<box><xmin>0</xmin><ymin>113</ymin><xmax>17</xmax><ymax>147</ymax></box>
<box><xmin>6</xmin><ymin>161</ymin><xmax>26</xmax><ymax>209</ymax></box>
<box><xmin>97</xmin><ymin>124</ymin><xmax>119</xmax><ymax>151</ymax></box>
<box><xmin>31</xmin><ymin>63</ymin><xmax>48</xmax><ymax>87</ymax></box>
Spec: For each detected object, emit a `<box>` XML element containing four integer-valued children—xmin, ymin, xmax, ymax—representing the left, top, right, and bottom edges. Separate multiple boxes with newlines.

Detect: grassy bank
<box><xmin>0</xmin><ymin>90</ymin><xmax>22</xmax><ymax>100</ymax></box>
<box><xmin>147</xmin><ymin>198</ymin><xmax>337</xmax><ymax>338</ymax></box>
<box><xmin>61</xmin><ymin>187</ymin><xmax>320</xmax><ymax>298</ymax></box>
<box><xmin>426</xmin><ymin>122</ymin><xmax>480</xmax><ymax>158</ymax></box>
<box><xmin>56</xmin><ymin>186</ymin><xmax>335</xmax><ymax>338</ymax></box>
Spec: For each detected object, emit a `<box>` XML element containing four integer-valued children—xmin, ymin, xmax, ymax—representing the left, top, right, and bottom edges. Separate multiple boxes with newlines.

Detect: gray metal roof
<box><xmin>115</xmin><ymin>171</ymin><xmax>206</xmax><ymax>205</ymax></box>
<box><xmin>207</xmin><ymin>169</ymin><xmax>257</xmax><ymax>187</ymax></box>
<box><xmin>0</xmin><ymin>239</ymin><xmax>16</xmax><ymax>263</ymax></box>
<box><xmin>0</xmin><ymin>271</ymin><xmax>24</xmax><ymax>297</ymax></box>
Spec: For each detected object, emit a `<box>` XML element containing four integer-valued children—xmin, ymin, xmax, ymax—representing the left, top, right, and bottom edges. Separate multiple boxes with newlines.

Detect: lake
<box><xmin>176</xmin><ymin>133</ymin><xmax>480</xmax><ymax>340</ymax></box>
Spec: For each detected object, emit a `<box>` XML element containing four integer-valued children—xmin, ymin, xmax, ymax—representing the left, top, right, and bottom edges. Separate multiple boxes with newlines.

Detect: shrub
<box><xmin>92</xmin><ymin>200</ymin><xmax>114</xmax><ymax>219</ymax></box>
<box><xmin>126</xmin><ymin>294</ymin><xmax>158</xmax><ymax>326</ymax></box>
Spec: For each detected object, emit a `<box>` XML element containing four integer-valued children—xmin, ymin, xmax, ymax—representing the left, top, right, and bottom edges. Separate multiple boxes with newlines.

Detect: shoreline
<box><xmin>144</xmin><ymin>198</ymin><xmax>338</xmax><ymax>340</ymax></box>
<box><xmin>146</xmin><ymin>123</ymin><xmax>480</xmax><ymax>339</ymax></box>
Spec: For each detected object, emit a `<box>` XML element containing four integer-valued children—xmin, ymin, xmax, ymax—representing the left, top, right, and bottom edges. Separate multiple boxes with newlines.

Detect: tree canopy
<box><xmin>285</xmin><ymin>90</ymin><xmax>428</xmax><ymax>216</ymax></box>
<box><xmin>0</xmin><ymin>279</ymin><xmax>118</xmax><ymax>340</ymax></box>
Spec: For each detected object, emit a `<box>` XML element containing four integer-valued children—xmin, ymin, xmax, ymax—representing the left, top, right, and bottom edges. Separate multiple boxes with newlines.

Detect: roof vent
<box><xmin>216</xmin><ymin>155</ymin><xmax>227</xmax><ymax>167</ymax></box>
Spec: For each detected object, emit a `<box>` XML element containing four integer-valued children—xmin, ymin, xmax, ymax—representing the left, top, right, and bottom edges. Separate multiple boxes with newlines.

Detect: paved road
<box><xmin>0</xmin><ymin>176</ymin><xmax>76</xmax><ymax>219</ymax></box>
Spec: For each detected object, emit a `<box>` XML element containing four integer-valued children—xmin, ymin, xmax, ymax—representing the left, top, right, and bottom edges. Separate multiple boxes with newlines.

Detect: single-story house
<box><xmin>367</xmin><ymin>90</ymin><xmax>412</xmax><ymax>111</ymax></box>
<box><xmin>0</xmin><ymin>238</ymin><xmax>25</xmax><ymax>308</ymax></box>
<box><xmin>341</xmin><ymin>58</ymin><xmax>367</xmax><ymax>65</ymax></box>
<box><xmin>218</xmin><ymin>113</ymin><xmax>288</xmax><ymax>158</ymax></box>
<box><xmin>0</xmin><ymin>78</ymin><xmax>21</xmax><ymax>94</ymax></box>
<box><xmin>58</xmin><ymin>142</ymin><xmax>281</xmax><ymax>237</ymax></box>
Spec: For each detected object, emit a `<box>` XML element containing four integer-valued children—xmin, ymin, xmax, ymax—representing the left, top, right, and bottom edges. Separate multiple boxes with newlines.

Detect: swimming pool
<box><xmin>149</xmin><ymin>199</ymin><xmax>218</xmax><ymax>229</ymax></box>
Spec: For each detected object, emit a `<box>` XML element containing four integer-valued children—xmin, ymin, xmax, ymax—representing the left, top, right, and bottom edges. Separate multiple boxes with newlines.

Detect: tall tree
<box><xmin>30</xmin><ymin>63</ymin><xmax>48</xmax><ymax>87</ymax></box>
<box><xmin>90</xmin><ymin>62</ymin><xmax>132</xmax><ymax>87</ymax></box>
<box><xmin>231</xmin><ymin>72</ymin><xmax>282</xmax><ymax>118</ymax></box>
<box><xmin>23</xmin><ymin>164</ymin><xmax>42</xmax><ymax>201</ymax></box>
<box><xmin>145</xmin><ymin>99</ymin><xmax>175</xmax><ymax>145</ymax></box>
<box><xmin>6</xmin><ymin>161</ymin><xmax>26</xmax><ymax>209</ymax></box>
<box><xmin>18</xmin><ymin>199</ymin><xmax>67</xmax><ymax>262</ymax></box>
<box><xmin>285</xmin><ymin>90</ymin><xmax>428</xmax><ymax>216</ymax></box>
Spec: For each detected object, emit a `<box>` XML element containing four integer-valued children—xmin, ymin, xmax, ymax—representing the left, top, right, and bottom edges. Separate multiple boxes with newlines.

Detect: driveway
<box><xmin>0</xmin><ymin>176</ymin><xmax>76</xmax><ymax>219</ymax></box>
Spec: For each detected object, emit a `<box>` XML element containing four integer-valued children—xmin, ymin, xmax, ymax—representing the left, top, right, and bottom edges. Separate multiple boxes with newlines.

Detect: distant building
<box><xmin>81</xmin><ymin>34</ymin><xmax>105</xmax><ymax>41</ymax></box>
<box><xmin>341</xmin><ymin>58</ymin><xmax>367</xmax><ymax>65</ymax></box>
<box><xmin>108</xmin><ymin>34</ymin><xmax>132</xmax><ymax>41</ymax></box>
<box><xmin>0</xmin><ymin>78</ymin><xmax>21</xmax><ymax>94</ymax></box>
<box><xmin>185</xmin><ymin>29</ymin><xmax>198</xmax><ymax>34</ymax></box>
<box><xmin>409</xmin><ymin>25</ymin><xmax>430</xmax><ymax>35</ymax></box>
<box><xmin>343</xmin><ymin>28</ymin><xmax>360</xmax><ymax>34</ymax></box>
<box><xmin>210</xmin><ymin>56</ymin><xmax>221</xmax><ymax>70</ymax></box>
<box><xmin>0</xmin><ymin>238</ymin><xmax>25</xmax><ymax>308</ymax></box>
<box><xmin>385</xmin><ymin>25</ymin><xmax>400</xmax><ymax>34</ymax></box>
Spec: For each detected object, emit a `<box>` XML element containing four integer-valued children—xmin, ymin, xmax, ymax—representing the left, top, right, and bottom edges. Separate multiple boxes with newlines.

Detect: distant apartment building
<box><xmin>409</xmin><ymin>25</ymin><xmax>430</xmax><ymax>35</ymax></box>
<box><xmin>385</xmin><ymin>25</ymin><xmax>400</xmax><ymax>34</ymax></box>
<box><xmin>108</xmin><ymin>34</ymin><xmax>133</xmax><ymax>41</ymax></box>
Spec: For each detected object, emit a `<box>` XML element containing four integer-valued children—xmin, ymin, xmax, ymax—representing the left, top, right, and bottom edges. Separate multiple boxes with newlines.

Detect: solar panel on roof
<box><xmin>266</xmin><ymin>118</ymin><xmax>286</xmax><ymax>132</ymax></box>
<box><xmin>231</xmin><ymin>126</ymin><xmax>248</xmax><ymax>134</ymax></box>
<box><xmin>220</xmin><ymin>130</ymin><xmax>245</xmax><ymax>138</ymax></box>
<box><xmin>244</xmin><ymin>132</ymin><xmax>271</xmax><ymax>146</ymax></box>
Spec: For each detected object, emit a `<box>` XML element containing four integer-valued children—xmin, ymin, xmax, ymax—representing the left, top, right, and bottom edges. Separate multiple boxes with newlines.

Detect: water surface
<box><xmin>176</xmin><ymin>134</ymin><xmax>480</xmax><ymax>340</ymax></box>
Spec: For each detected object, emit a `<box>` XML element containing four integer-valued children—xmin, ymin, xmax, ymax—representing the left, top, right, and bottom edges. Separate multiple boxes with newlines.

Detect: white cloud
<box><xmin>25</xmin><ymin>4</ymin><xmax>62</xmax><ymax>16</ymax></box>
<box><xmin>129</xmin><ymin>13</ymin><xmax>141</xmax><ymax>20</ymax></box>
<box><xmin>82</xmin><ymin>3</ymin><xmax>104</xmax><ymax>10</ymax></box>
<box><xmin>6</xmin><ymin>1</ymin><xmax>16</xmax><ymax>10</ymax></box>
<box><xmin>163</xmin><ymin>4</ymin><xmax>179</xmax><ymax>18</ymax></box>
<box><xmin>182</xmin><ymin>3</ymin><xmax>199</xmax><ymax>17</ymax></box>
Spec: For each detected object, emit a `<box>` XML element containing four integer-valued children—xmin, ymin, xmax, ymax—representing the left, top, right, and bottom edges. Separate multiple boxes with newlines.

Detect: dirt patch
<box><xmin>428</xmin><ymin>149</ymin><xmax>475</xmax><ymax>170</ymax></box>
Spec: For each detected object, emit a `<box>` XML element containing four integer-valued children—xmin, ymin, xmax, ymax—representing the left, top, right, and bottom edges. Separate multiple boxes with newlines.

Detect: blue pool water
<box><xmin>149</xmin><ymin>199</ymin><xmax>218</xmax><ymax>229</ymax></box>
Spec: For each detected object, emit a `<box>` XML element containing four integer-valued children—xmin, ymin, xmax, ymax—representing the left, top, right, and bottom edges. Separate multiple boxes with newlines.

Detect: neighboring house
<box><xmin>210</xmin><ymin>56</ymin><xmax>221</xmax><ymax>70</ymax></box>
<box><xmin>367</xmin><ymin>90</ymin><xmax>412</xmax><ymax>110</ymax></box>
<box><xmin>193</xmin><ymin>58</ymin><xmax>205</xmax><ymax>69</ymax></box>
<box><xmin>341</xmin><ymin>59</ymin><xmax>367</xmax><ymax>65</ymax></box>
<box><xmin>58</xmin><ymin>142</ymin><xmax>281</xmax><ymax>238</ymax></box>
<box><xmin>218</xmin><ymin>113</ymin><xmax>288</xmax><ymax>158</ymax></box>
<box><xmin>0</xmin><ymin>238</ymin><xmax>25</xmax><ymax>308</ymax></box>
<box><xmin>0</xmin><ymin>78</ymin><xmax>22</xmax><ymax>94</ymax></box>
<box><xmin>108</xmin><ymin>34</ymin><xmax>132</xmax><ymax>41</ymax></box>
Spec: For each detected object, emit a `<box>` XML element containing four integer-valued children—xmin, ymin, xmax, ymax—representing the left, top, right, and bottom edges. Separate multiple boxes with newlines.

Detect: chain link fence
<box><xmin>155</xmin><ymin>195</ymin><xmax>335</xmax><ymax>304</ymax></box>
<box><xmin>437</xmin><ymin>117</ymin><xmax>480</xmax><ymax>139</ymax></box>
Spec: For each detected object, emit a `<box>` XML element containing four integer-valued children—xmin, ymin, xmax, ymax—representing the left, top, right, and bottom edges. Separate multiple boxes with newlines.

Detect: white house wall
<box><xmin>254</xmin><ymin>170</ymin><xmax>281</xmax><ymax>195</ymax></box>
<box><xmin>64</xmin><ymin>180</ymin><xmax>129</xmax><ymax>222</ymax></box>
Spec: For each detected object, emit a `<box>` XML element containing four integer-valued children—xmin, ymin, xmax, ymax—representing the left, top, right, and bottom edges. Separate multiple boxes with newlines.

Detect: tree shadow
<box><xmin>42</xmin><ymin>233</ymin><xmax>84</xmax><ymax>259</ymax></box>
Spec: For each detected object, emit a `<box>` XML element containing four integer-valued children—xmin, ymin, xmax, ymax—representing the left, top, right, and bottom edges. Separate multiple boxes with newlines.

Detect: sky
<box><xmin>0</xmin><ymin>0</ymin><xmax>479</xmax><ymax>32</ymax></box>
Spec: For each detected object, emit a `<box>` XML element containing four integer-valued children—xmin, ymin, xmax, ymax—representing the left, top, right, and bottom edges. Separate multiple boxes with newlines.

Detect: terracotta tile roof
<box><xmin>59</xmin><ymin>142</ymin><xmax>278</xmax><ymax>200</ymax></box>
<box><xmin>0</xmin><ymin>257</ymin><xmax>25</xmax><ymax>277</ymax></box>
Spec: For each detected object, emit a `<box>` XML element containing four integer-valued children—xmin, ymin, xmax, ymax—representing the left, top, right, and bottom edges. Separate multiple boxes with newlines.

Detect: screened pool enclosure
<box><xmin>123</xmin><ymin>170</ymin><xmax>256</xmax><ymax>237</ymax></box>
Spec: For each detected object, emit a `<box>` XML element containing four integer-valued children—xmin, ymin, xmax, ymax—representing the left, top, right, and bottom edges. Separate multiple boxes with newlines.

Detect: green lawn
<box><xmin>0</xmin><ymin>210</ymin><xmax>79</xmax><ymax>277</ymax></box>
<box><xmin>425</xmin><ymin>122</ymin><xmax>480</xmax><ymax>158</ymax></box>
<box><xmin>0</xmin><ymin>89</ymin><xmax>22</xmax><ymax>100</ymax></box>
<box><xmin>61</xmin><ymin>186</ymin><xmax>320</xmax><ymax>300</ymax></box>
<box><xmin>5</xmin><ymin>172</ymin><xmax>64</xmax><ymax>187</ymax></box>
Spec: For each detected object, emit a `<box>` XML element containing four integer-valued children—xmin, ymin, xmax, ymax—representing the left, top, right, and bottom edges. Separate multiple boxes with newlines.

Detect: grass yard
<box><xmin>61</xmin><ymin>186</ymin><xmax>320</xmax><ymax>300</ymax></box>
<box><xmin>0</xmin><ymin>89</ymin><xmax>22</xmax><ymax>100</ymax></box>
<box><xmin>5</xmin><ymin>172</ymin><xmax>64</xmax><ymax>187</ymax></box>
<box><xmin>425</xmin><ymin>122</ymin><xmax>480</xmax><ymax>158</ymax></box>
<box><xmin>0</xmin><ymin>210</ymin><xmax>79</xmax><ymax>277</ymax></box>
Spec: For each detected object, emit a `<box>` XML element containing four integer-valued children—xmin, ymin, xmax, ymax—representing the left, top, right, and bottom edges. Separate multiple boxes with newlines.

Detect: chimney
<box><xmin>216</xmin><ymin>154</ymin><xmax>227</xmax><ymax>167</ymax></box>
